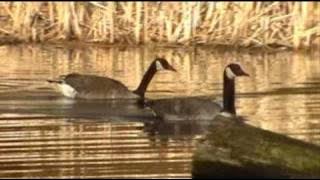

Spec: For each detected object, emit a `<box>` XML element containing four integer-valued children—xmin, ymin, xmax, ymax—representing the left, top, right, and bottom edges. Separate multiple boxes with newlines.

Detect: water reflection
<box><xmin>0</xmin><ymin>118</ymin><xmax>193</xmax><ymax>178</ymax></box>
<box><xmin>0</xmin><ymin>44</ymin><xmax>319</xmax><ymax>178</ymax></box>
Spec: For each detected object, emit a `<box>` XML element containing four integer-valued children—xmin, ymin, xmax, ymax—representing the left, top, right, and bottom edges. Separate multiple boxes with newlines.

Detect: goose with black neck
<box><xmin>145</xmin><ymin>63</ymin><xmax>249</xmax><ymax>121</ymax></box>
<box><xmin>47</xmin><ymin>58</ymin><xmax>176</xmax><ymax>100</ymax></box>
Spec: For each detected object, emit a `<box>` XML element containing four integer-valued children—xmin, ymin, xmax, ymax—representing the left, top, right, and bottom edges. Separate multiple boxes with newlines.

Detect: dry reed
<box><xmin>0</xmin><ymin>2</ymin><xmax>319</xmax><ymax>49</ymax></box>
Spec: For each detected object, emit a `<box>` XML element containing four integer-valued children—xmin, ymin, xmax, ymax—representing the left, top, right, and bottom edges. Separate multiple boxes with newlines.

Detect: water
<box><xmin>0</xmin><ymin>44</ymin><xmax>319</xmax><ymax>178</ymax></box>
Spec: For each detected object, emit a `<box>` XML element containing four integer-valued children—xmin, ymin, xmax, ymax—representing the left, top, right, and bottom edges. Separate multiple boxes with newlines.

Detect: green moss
<box><xmin>193</xmin><ymin>118</ymin><xmax>320</xmax><ymax>177</ymax></box>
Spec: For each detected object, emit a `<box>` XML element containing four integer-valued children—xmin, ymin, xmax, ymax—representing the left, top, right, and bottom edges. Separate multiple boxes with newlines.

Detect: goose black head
<box><xmin>224</xmin><ymin>63</ymin><xmax>249</xmax><ymax>79</ymax></box>
<box><xmin>153</xmin><ymin>58</ymin><xmax>176</xmax><ymax>72</ymax></box>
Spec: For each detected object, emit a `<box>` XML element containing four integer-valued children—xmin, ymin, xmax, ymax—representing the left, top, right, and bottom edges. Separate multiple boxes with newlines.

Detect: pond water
<box><xmin>0</xmin><ymin>44</ymin><xmax>319</xmax><ymax>178</ymax></box>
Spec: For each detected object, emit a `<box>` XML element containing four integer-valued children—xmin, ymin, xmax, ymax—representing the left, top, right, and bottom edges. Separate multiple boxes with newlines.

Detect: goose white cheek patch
<box><xmin>156</xmin><ymin>61</ymin><xmax>164</xmax><ymax>70</ymax></box>
<box><xmin>58</xmin><ymin>83</ymin><xmax>77</xmax><ymax>98</ymax></box>
<box><xmin>226</xmin><ymin>67</ymin><xmax>236</xmax><ymax>79</ymax></box>
<box><xmin>220</xmin><ymin>111</ymin><xmax>234</xmax><ymax>118</ymax></box>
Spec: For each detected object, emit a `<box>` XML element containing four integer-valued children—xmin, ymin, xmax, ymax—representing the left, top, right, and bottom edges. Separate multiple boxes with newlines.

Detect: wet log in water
<box><xmin>192</xmin><ymin>117</ymin><xmax>320</xmax><ymax>179</ymax></box>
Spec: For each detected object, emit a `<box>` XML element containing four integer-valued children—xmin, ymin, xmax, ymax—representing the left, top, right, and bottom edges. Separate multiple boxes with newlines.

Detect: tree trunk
<box><xmin>192</xmin><ymin>116</ymin><xmax>320</xmax><ymax>178</ymax></box>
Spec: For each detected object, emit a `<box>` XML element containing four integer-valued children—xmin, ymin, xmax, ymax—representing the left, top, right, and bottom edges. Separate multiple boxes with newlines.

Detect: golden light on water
<box><xmin>0</xmin><ymin>44</ymin><xmax>319</xmax><ymax>178</ymax></box>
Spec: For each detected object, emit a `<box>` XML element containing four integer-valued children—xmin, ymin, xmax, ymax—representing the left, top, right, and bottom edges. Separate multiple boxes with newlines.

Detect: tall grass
<box><xmin>0</xmin><ymin>2</ymin><xmax>319</xmax><ymax>49</ymax></box>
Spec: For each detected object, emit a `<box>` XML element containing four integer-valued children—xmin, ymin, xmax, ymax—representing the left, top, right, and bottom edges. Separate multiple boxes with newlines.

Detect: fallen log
<box><xmin>192</xmin><ymin>116</ymin><xmax>320</xmax><ymax>179</ymax></box>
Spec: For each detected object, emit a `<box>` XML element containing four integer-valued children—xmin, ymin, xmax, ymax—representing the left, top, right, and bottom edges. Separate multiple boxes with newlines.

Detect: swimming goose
<box><xmin>146</xmin><ymin>63</ymin><xmax>249</xmax><ymax>120</ymax></box>
<box><xmin>47</xmin><ymin>58</ymin><xmax>176</xmax><ymax>99</ymax></box>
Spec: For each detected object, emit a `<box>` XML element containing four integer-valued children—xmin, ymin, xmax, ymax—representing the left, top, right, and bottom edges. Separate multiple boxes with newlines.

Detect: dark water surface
<box><xmin>0</xmin><ymin>44</ymin><xmax>319</xmax><ymax>178</ymax></box>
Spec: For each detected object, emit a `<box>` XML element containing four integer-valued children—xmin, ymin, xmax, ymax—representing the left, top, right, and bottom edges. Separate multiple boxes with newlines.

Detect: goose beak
<box><xmin>242</xmin><ymin>71</ymin><xmax>249</xmax><ymax>76</ymax></box>
<box><xmin>239</xmin><ymin>69</ymin><xmax>249</xmax><ymax>76</ymax></box>
<box><xmin>168</xmin><ymin>65</ymin><xmax>177</xmax><ymax>72</ymax></box>
<box><xmin>47</xmin><ymin>79</ymin><xmax>63</xmax><ymax>84</ymax></box>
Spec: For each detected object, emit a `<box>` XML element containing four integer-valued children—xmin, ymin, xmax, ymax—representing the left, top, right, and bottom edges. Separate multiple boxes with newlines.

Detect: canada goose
<box><xmin>47</xmin><ymin>58</ymin><xmax>176</xmax><ymax>100</ymax></box>
<box><xmin>146</xmin><ymin>63</ymin><xmax>249</xmax><ymax>120</ymax></box>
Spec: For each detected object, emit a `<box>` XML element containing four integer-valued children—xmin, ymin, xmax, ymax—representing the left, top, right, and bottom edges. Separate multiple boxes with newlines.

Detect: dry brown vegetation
<box><xmin>0</xmin><ymin>2</ymin><xmax>319</xmax><ymax>49</ymax></box>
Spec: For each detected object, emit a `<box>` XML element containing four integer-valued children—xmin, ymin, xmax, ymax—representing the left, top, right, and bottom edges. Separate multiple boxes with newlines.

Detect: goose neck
<box><xmin>222</xmin><ymin>71</ymin><xmax>236</xmax><ymax>115</ymax></box>
<box><xmin>133</xmin><ymin>63</ymin><xmax>157</xmax><ymax>98</ymax></box>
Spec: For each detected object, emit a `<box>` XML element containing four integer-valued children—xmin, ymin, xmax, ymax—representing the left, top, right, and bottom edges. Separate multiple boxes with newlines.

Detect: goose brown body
<box><xmin>147</xmin><ymin>97</ymin><xmax>222</xmax><ymax>120</ymax></box>
<box><xmin>55</xmin><ymin>73</ymin><xmax>139</xmax><ymax>99</ymax></box>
